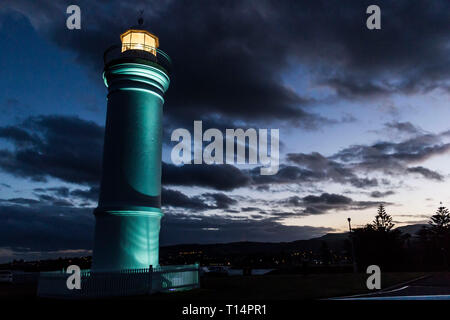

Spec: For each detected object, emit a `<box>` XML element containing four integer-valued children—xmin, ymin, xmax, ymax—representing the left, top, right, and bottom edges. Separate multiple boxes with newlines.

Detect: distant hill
<box><xmin>160</xmin><ymin>234</ymin><xmax>348</xmax><ymax>257</ymax></box>
<box><xmin>396</xmin><ymin>223</ymin><xmax>427</xmax><ymax>236</ymax></box>
<box><xmin>313</xmin><ymin>223</ymin><xmax>427</xmax><ymax>240</ymax></box>
<box><xmin>0</xmin><ymin>223</ymin><xmax>429</xmax><ymax>268</ymax></box>
<box><xmin>314</xmin><ymin>232</ymin><xmax>349</xmax><ymax>242</ymax></box>
<box><xmin>160</xmin><ymin>223</ymin><xmax>428</xmax><ymax>257</ymax></box>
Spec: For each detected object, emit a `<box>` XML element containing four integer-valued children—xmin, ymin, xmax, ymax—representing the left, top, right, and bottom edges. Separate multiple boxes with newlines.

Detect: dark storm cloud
<box><xmin>32</xmin><ymin>186</ymin><xmax>99</xmax><ymax>204</ymax></box>
<box><xmin>332</xmin><ymin>133</ymin><xmax>450</xmax><ymax>176</ymax></box>
<box><xmin>370</xmin><ymin>190</ymin><xmax>395</xmax><ymax>198</ymax></box>
<box><xmin>69</xmin><ymin>186</ymin><xmax>100</xmax><ymax>202</ymax></box>
<box><xmin>6</xmin><ymin>0</ymin><xmax>449</xmax><ymax>127</ymax></box>
<box><xmin>0</xmin><ymin>201</ymin><xmax>333</xmax><ymax>260</ymax></box>
<box><xmin>250</xmin><ymin>165</ymin><xmax>321</xmax><ymax>185</ymax></box>
<box><xmin>35</xmin><ymin>193</ymin><xmax>73</xmax><ymax>207</ymax></box>
<box><xmin>0</xmin><ymin>126</ymin><xmax>41</xmax><ymax>147</ymax></box>
<box><xmin>0</xmin><ymin>115</ymin><xmax>252</xmax><ymax>191</ymax></box>
<box><xmin>284</xmin><ymin>130</ymin><xmax>450</xmax><ymax>184</ymax></box>
<box><xmin>0</xmin><ymin>198</ymin><xmax>40</xmax><ymax>205</ymax></box>
<box><xmin>241</xmin><ymin>207</ymin><xmax>263</xmax><ymax>212</ymax></box>
<box><xmin>0</xmin><ymin>115</ymin><xmax>272</xmax><ymax>192</ymax></box>
<box><xmin>385</xmin><ymin>121</ymin><xmax>423</xmax><ymax>135</ymax></box>
<box><xmin>162</xmin><ymin>188</ymin><xmax>238</xmax><ymax>210</ymax></box>
<box><xmin>3</xmin><ymin>0</ymin><xmax>326</xmax><ymax>129</ymax></box>
<box><xmin>202</xmin><ymin>192</ymin><xmax>237</xmax><ymax>209</ymax></box>
<box><xmin>162</xmin><ymin>162</ymin><xmax>251</xmax><ymax>191</ymax></box>
<box><xmin>161</xmin><ymin>188</ymin><xmax>211</xmax><ymax>210</ymax></box>
<box><xmin>160</xmin><ymin>213</ymin><xmax>335</xmax><ymax>245</ymax></box>
<box><xmin>303</xmin><ymin>193</ymin><xmax>352</xmax><ymax>205</ymax></box>
<box><xmin>0</xmin><ymin>203</ymin><xmax>94</xmax><ymax>252</ymax></box>
<box><xmin>315</xmin><ymin>1</ymin><xmax>450</xmax><ymax>98</ymax></box>
<box><xmin>286</xmin><ymin>152</ymin><xmax>378</xmax><ymax>188</ymax></box>
<box><xmin>0</xmin><ymin>115</ymin><xmax>103</xmax><ymax>185</ymax></box>
<box><xmin>35</xmin><ymin>186</ymin><xmax>70</xmax><ymax>198</ymax></box>
<box><xmin>280</xmin><ymin>192</ymin><xmax>382</xmax><ymax>215</ymax></box>
<box><xmin>0</xmin><ymin>114</ymin><xmax>445</xmax><ymax>195</ymax></box>
<box><xmin>284</xmin><ymin>196</ymin><xmax>303</xmax><ymax>207</ymax></box>
<box><xmin>406</xmin><ymin>166</ymin><xmax>444</xmax><ymax>181</ymax></box>
<box><xmin>2</xmin><ymin>192</ymin><xmax>74</xmax><ymax>207</ymax></box>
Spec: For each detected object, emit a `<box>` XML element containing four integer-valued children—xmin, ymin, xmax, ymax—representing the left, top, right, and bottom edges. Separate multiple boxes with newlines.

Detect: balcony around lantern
<box><xmin>103</xmin><ymin>44</ymin><xmax>172</xmax><ymax>76</ymax></box>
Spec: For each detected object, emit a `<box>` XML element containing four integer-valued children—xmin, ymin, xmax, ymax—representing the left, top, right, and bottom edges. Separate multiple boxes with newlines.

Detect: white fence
<box><xmin>37</xmin><ymin>264</ymin><xmax>200</xmax><ymax>299</ymax></box>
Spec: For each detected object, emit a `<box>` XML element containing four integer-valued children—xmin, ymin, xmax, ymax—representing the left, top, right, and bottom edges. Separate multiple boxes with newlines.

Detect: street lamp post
<box><xmin>348</xmin><ymin>218</ymin><xmax>358</xmax><ymax>273</ymax></box>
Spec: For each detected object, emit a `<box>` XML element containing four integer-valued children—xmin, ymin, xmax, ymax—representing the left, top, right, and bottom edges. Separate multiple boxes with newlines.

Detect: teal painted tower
<box><xmin>92</xmin><ymin>25</ymin><xmax>171</xmax><ymax>271</ymax></box>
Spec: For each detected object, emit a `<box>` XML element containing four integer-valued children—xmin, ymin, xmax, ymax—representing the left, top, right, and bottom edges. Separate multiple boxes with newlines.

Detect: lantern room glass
<box><xmin>120</xmin><ymin>30</ymin><xmax>158</xmax><ymax>56</ymax></box>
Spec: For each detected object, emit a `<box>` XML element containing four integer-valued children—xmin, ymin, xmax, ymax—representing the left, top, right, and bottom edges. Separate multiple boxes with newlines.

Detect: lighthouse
<box><xmin>91</xmin><ymin>22</ymin><xmax>171</xmax><ymax>271</ymax></box>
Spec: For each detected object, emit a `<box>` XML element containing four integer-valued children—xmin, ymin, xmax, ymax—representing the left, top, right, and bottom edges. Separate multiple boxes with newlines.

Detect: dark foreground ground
<box><xmin>149</xmin><ymin>272</ymin><xmax>428</xmax><ymax>300</ymax></box>
<box><xmin>331</xmin><ymin>272</ymin><xmax>450</xmax><ymax>300</ymax></box>
<box><xmin>0</xmin><ymin>272</ymin><xmax>429</xmax><ymax>300</ymax></box>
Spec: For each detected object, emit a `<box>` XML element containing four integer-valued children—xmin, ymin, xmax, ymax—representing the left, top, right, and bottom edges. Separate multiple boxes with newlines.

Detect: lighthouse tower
<box><xmin>92</xmin><ymin>21</ymin><xmax>170</xmax><ymax>271</ymax></box>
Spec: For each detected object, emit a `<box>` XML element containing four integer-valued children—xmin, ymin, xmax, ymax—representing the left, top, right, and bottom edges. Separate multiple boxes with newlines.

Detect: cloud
<box><xmin>0</xmin><ymin>114</ymin><xmax>446</xmax><ymax>198</ymax></box>
<box><xmin>370</xmin><ymin>190</ymin><xmax>395</xmax><ymax>198</ymax></box>
<box><xmin>6</xmin><ymin>0</ymin><xmax>448</xmax><ymax>128</ymax></box>
<box><xmin>329</xmin><ymin>132</ymin><xmax>450</xmax><ymax>180</ymax></box>
<box><xmin>0</xmin><ymin>200</ymin><xmax>333</xmax><ymax>262</ymax></box>
<box><xmin>160</xmin><ymin>213</ymin><xmax>335</xmax><ymax>245</ymax></box>
<box><xmin>286</xmin><ymin>152</ymin><xmax>378</xmax><ymax>188</ymax></box>
<box><xmin>0</xmin><ymin>198</ymin><xmax>40</xmax><ymax>205</ymax></box>
<box><xmin>385</xmin><ymin>121</ymin><xmax>423</xmax><ymax>135</ymax></box>
<box><xmin>0</xmin><ymin>126</ymin><xmax>41</xmax><ymax>147</ymax></box>
<box><xmin>0</xmin><ymin>203</ymin><xmax>94</xmax><ymax>253</ymax></box>
<box><xmin>162</xmin><ymin>162</ymin><xmax>250</xmax><ymax>191</ymax></box>
<box><xmin>202</xmin><ymin>192</ymin><xmax>237</xmax><ymax>209</ymax></box>
<box><xmin>406</xmin><ymin>166</ymin><xmax>444</xmax><ymax>181</ymax></box>
<box><xmin>69</xmin><ymin>186</ymin><xmax>100</xmax><ymax>202</ymax></box>
<box><xmin>281</xmin><ymin>192</ymin><xmax>383</xmax><ymax>215</ymax></box>
<box><xmin>161</xmin><ymin>188</ymin><xmax>211</xmax><ymax>210</ymax></box>
<box><xmin>0</xmin><ymin>115</ymin><xmax>103</xmax><ymax>185</ymax></box>
<box><xmin>303</xmin><ymin>193</ymin><xmax>352</xmax><ymax>205</ymax></box>
<box><xmin>286</xmin><ymin>130</ymin><xmax>450</xmax><ymax>187</ymax></box>
<box><xmin>0</xmin><ymin>115</ymin><xmax>253</xmax><ymax>191</ymax></box>
<box><xmin>162</xmin><ymin>188</ymin><xmax>238</xmax><ymax>211</ymax></box>
<box><xmin>35</xmin><ymin>186</ymin><xmax>70</xmax><ymax>197</ymax></box>
<box><xmin>333</xmin><ymin>134</ymin><xmax>450</xmax><ymax>167</ymax></box>
<box><xmin>2</xmin><ymin>0</ymin><xmax>333</xmax><ymax>130</ymax></box>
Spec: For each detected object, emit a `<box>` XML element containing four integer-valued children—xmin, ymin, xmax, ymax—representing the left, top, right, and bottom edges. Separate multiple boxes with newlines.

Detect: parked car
<box><xmin>0</xmin><ymin>270</ymin><xmax>13</xmax><ymax>283</ymax></box>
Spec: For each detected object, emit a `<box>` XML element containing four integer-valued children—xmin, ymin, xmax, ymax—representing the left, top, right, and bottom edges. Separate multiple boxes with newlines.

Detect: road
<box><xmin>331</xmin><ymin>273</ymin><xmax>450</xmax><ymax>300</ymax></box>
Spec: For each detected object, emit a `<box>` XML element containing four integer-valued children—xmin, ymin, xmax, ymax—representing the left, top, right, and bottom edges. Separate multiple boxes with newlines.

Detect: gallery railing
<box><xmin>103</xmin><ymin>44</ymin><xmax>172</xmax><ymax>75</ymax></box>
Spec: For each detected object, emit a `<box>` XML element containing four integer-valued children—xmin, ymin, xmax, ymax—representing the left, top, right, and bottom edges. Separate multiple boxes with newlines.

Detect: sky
<box><xmin>0</xmin><ymin>0</ymin><xmax>449</xmax><ymax>262</ymax></box>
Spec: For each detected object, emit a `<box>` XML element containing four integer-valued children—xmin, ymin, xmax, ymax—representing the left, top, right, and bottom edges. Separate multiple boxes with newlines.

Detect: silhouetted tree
<box><xmin>420</xmin><ymin>205</ymin><xmax>450</xmax><ymax>269</ymax></box>
<box><xmin>372</xmin><ymin>204</ymin><xmax>394</xmax><ymax>232</ymax></box>
<box><xmin>411</xmin><ymin>204</ymin><xmax>450</xmax><ymax>270</ymax></box>
<box><xmin>353</xmin><ymin>205</ymin><xmax>405</xmax><ymax>271</ymax></box>
<box><xmin>429</xmin><ymin>205</ymin><xmax>450</xmax><ymax>234</ymax></box>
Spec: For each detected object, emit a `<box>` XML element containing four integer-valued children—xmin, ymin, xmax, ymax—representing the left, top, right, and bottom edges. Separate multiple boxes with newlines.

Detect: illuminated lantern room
<box><xmin>120</xmin><ymin>29</ymin><xmax>159</xmax><ymax>56</ymax></box>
